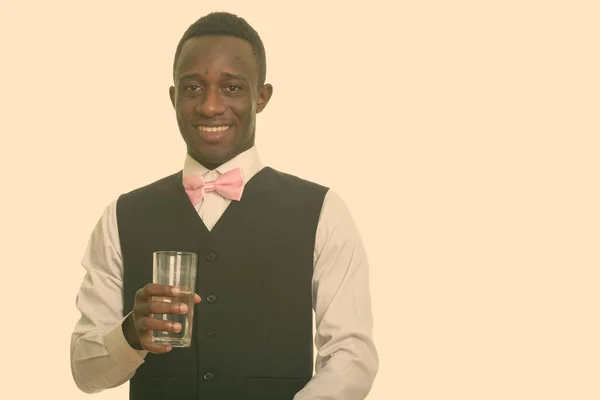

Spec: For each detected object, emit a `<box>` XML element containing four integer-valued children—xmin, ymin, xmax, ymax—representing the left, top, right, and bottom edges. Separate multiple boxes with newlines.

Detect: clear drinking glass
<box><xmin>151</xmin><ymin>251</ymin><xmax>198</xmax><ymax>347</ymax></box>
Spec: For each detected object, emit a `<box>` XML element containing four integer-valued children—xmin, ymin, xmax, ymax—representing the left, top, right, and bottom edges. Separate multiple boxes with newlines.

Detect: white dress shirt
<box><xmin>70</xmin><ymin>146</ymin><xmax>379</xmax><ymax>399</ymax></box>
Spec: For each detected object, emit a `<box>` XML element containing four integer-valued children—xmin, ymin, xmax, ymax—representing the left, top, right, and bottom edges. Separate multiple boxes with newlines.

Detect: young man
<box><xmin>70</xmin><ymin>11</ymin><xmax>378</xmax><ymax>399</ymax></box>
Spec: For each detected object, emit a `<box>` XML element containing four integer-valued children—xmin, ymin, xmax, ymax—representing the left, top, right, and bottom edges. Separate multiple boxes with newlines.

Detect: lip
<box><xmin>195</xmin><ymin>125</ymin><xmax>232</xmax><ymax>144</ymax></box>
<box><xmin>194</xmin><ymin>122</ymin><xmax>233</xmax><ymax>127</ymax></box>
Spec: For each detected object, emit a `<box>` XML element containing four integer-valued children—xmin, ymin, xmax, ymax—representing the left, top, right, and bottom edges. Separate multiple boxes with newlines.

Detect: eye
<box><xmin>225</xmin><ymin>85</ymin><xmax>242</xmax><ymax>93</ymax></box>
<box><xmin>184</xmin><ymin>84</ymin><xmax>202</xmax><ymax>92</ymax></box>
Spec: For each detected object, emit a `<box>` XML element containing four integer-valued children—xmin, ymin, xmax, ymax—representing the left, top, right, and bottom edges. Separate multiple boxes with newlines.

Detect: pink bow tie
<box><xmin>182</xmin><ymin>168</ymin><xmax>245</xmax><ymax>205</ymax></box>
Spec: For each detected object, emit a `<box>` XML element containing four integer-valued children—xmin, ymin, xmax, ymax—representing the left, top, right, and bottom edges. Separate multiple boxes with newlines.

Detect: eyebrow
<box><xmin>221</xmin><ymin>72</ymin><xmax>248</xmax><ymax>82</ymax></box>
<box><xmin>179</xmin><ymin>72</ymin><xmax>249</xmax><ymax>83</ymax></box>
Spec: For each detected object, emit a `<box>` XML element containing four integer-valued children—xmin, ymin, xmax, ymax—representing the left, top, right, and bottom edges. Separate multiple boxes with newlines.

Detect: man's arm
<box><xmin>294</xmin><ymin>190</ymin><xmax>379</xmax><ymax>400</ymax></box>
<box><xmin>70</xmin><ymin>200</ymin><xmax>148</xmax><ymax>394</ymax></box>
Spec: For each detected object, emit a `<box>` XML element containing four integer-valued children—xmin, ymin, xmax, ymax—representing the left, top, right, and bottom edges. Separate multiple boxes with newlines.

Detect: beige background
<box><xmin>1</xmin><ymin>1</ymin><xmax>599</xmax><ymax>399</ymax></box>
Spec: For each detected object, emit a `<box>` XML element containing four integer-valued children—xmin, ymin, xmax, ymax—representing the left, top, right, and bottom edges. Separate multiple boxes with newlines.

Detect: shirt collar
<box><xmin>182</xmin><ymin>145</ymin><xmax>263</xmax><ymax>182</ymax></box>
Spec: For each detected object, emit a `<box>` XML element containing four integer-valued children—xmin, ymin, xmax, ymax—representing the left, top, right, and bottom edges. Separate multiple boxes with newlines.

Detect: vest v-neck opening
<box><xmin>172</xmin><ymin>167</ymin><xmax>274</xmax><ymax>235</ymax></box>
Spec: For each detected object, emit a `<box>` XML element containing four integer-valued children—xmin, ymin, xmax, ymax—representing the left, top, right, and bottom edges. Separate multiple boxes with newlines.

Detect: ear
<box><xmin>169</xmin><ymin>86</ymin><xmax>176</xmax><ymax>108</ymax></box>
<box><xmin>256</xmin><ymin>83</ymin><xmax>273</xmax><ymax>114</ymax></box>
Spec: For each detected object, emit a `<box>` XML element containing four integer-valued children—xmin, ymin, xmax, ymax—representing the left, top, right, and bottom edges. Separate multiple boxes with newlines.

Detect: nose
<box><xmin>197</xmin><ymin>87</ymin><xmax>226</xmax><ymax>117</ymax></box>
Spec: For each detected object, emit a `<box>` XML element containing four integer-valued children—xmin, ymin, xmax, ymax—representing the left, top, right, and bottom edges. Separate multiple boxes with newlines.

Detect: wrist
<box><xmin>122</xmin><ymin>313</ymin><xmax>143</xmax><ymax>350</ymax></box>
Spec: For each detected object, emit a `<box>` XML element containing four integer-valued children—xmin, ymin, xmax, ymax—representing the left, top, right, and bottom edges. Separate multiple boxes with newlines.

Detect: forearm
<box><xmin>293</xmin><ymin>335</ymin><xmax>378</xmax><ymax>400</ymax></box>
<box><xmin>71</xmin><ymin>317</ymin><xmax>147</xmax><ymax>393</ymax></box>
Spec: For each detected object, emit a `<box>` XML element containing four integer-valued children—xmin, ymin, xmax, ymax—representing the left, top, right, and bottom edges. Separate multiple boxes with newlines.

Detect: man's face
<box><xmin>170</xmin><ymin>35</ymin><xmax>272</xmax><ymax>167</ymax></box>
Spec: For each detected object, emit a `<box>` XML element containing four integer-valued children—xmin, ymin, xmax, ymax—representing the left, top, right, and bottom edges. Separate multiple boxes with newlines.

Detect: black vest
<box><xmin>116</xmin><ymin>167</ymin><xmax>329</xmax><ymax>400</ymax></box>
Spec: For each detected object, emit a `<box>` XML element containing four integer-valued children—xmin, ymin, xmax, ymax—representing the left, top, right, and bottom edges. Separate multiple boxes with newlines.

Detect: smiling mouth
<box><xmin>197</xmin><ymin>125</ymin><xmax>231</xmax><ymax>133</ymax></box>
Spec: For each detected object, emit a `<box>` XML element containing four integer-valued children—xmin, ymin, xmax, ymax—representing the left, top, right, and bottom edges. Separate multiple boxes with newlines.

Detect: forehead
<box><xmin>175</xmin><ymin>35</ymin><xmax>258</xmax><ymax>81</ymax></box>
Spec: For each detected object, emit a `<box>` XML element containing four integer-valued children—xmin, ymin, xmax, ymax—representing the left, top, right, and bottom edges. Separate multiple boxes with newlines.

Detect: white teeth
<box><xmin>197</xmin><ymin>125</ymin><xmax>230</xmax><ymax>133</ymax></box>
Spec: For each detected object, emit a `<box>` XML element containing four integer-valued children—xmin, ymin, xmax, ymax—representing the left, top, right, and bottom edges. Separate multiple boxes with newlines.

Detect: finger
<box><xmin>138</xmin><ymin>316</ymin><xmax>184</xmax><ymax>333</ymax></box>
<box><xmin>137</xmin><ymin>283</ymin><xmax>180</xmax><ymax>301</ymax></box>
<box><xmin>140</xmin><ymin>338</ymin><xmax>173</xmax><ymax>354</ymax></box>
<box><xmin>194</xmin><ymin>294</ymin><xmax>201</xmax><ymax>304</ymax></box>
<box><xmin>136</xmin><ymin>301</ymin><xmax>185</xmax><ymax>318</ymax></box>
<box><xmin>147</xmin><ymin>300</ymin><xmax>189</xmax><ymax>315</ymax></box>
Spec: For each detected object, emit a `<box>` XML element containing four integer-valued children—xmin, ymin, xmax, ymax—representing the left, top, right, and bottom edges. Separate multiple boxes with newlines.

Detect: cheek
<box><xmin>232</xmin><ymin>99</ymin><xmax>256</xmax><ymax>122</ymax></box>
<box><xmin>176</xmin><ymin>98</ymin><xmax>197</xmax><ymax>119</ymax></box>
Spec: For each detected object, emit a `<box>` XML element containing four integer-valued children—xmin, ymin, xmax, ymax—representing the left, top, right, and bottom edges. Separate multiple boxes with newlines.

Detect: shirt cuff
<box><xmin>105</xmin><ymin>314</ymin><xmax>148</xmax><ymax>369</ymax></box>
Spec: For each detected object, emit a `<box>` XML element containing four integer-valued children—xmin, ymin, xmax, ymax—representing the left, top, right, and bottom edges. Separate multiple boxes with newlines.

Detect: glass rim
<box><xmin>153</xmin><ymin>251</ymin><xmax>197</xmax><ymax>257</ymax></box>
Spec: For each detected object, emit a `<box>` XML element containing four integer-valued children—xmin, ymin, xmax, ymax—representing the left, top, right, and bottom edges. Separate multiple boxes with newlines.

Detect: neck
<box><xmin>187</xmin><ymin>152</ymin><xmax>225</xmax><ymax>170</ymax></box>
<box><xmin>187</xmin><ymin>149</ymin><xmax>243</xmax><ymax>171</ymax></box>
<box><xmin>198</xmin><ymin>160</ymin><xmax>222</xmax><ymax>170</ymax></box>
<box><xmin>189</xmin><ymin>140</ymin><xmax>254</xmax><ymax>171</ymax></box>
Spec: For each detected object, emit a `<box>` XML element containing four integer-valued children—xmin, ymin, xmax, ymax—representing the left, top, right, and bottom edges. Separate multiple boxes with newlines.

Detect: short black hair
<box><xmin>172</xmin><ymin>12</ymin><xmax>267</xmax><ymax>85</ymax></box>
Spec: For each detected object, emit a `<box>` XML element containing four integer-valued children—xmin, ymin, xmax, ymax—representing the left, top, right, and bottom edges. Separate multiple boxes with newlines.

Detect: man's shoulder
<box><xmin>261</xmin><ymin>166</ymin><xmax>330</xmax><ymax>192</ymax></box>
<box><xmin>118</xmin><ymin>170</ymin><xmax>182</xmax><ymax>201</ymax></box>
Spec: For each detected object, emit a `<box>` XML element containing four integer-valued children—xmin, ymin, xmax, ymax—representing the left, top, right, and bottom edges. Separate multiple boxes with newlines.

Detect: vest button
<box><xmin>206</xmin><ymin>252</ymin><xmax>217</xmax><ymax>261</ymax></box>
<box><xmin>203</xmin><ymin>372</ymin><xmax>215</xmax><ymax>381</ymax></box>
<box><xmin>206</xmin><ymin>294</ymin><xmax>217</xmax><ymax>303</ymax></box>
<box><xmin>205</xmin><ymin>331</ymin><xmax>216</xmax><ymax>338</ymax></box>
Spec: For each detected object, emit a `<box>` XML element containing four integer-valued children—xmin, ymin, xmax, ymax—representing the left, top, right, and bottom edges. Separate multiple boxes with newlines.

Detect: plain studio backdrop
<box><xmin>0</xmin><ymin>1</ymin><xmax>599</xmax><ymax>399</ymax></box>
